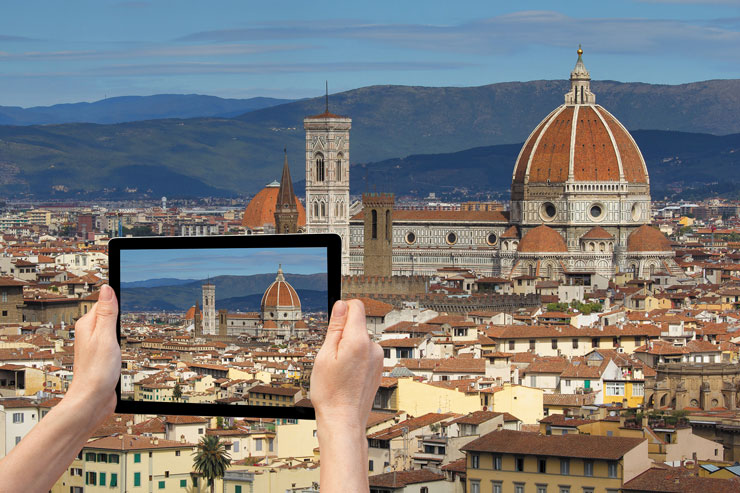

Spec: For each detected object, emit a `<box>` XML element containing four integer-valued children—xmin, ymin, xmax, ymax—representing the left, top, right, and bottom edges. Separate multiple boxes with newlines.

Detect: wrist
<box><xmin>58</xmin><ymin>390</ymin><xmax>114</xmax><ymax>434</ymax></box>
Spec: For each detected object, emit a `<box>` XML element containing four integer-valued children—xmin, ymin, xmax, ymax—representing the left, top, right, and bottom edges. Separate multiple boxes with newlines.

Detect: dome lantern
<box><xmin>565</xmin><ymin>45</ymin><xmax>596</xmax><ymax>105</ymax></box>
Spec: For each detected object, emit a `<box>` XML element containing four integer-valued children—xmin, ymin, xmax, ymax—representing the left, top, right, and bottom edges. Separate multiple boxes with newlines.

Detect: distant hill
<box><xmin>353</xmin><ymin>130</ymin><xmax>740</xmax><ymax>200</ymax></box>
<box><xmin>120</xmin><ymin>273</ymin><xmax>327</xmax><ymax>312</ymax></box>
<box><xmin>0</xmin><ymin>94</ymin><xmax>294</xmax><ymax>125</ymax></box>
<box><xmin>120</xmin><ymin>278</ymin><xmax>199</xmax><ymax>289</ymax></box>
<box><xmin>2</xmin><ymin>79</ymin><xmax>740</xmax><ymax>199</ymax></box>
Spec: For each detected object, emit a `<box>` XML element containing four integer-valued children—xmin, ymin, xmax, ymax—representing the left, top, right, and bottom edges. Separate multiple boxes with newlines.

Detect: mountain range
<box><xmin>1</xmin><ymin>79</ymin><xmax>739</xmax><ymax>199</ymax></box>
<box><xmin>120</xmin><ymin>273</ymin><xmax>328</xmax><ymax>313</ymax></box>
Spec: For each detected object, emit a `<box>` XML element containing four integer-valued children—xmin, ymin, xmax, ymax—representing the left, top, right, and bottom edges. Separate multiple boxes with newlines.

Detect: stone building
<box><xmin>0</xmin><ymin>277</ymin><xmax>26</xmax><ymax>324</ymax></box>
<box><xmin>645</xmin><ymin>363</ymin><xmax>740</xmax><ymax>411</ymax></box>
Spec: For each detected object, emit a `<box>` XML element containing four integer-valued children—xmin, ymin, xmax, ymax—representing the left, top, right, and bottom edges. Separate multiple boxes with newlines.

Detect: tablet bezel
<box><xmin>109</xmin><ymin>233</ymin><xmax>342</xmax><ymax>419</ymax></box>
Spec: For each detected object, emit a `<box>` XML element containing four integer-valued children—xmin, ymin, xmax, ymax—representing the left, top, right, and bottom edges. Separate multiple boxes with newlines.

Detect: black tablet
<box><xmin>109</xmin><ymin>233</ymin><xmax>342</xmax><ymax>419</ymax></box>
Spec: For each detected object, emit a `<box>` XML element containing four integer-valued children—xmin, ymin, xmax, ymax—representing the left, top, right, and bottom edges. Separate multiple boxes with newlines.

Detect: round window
<box><xmin>540</xmin><ymin>202</ymin><xmax>557</xmax><ymax>221</ymax></box>
<box><xmin>446</xmin><ymin>232</ymin><xmax>458</xmax><ymax>245</ymax></box>
<box><xmin>589</xmin><ymin>203</ymin><xmax>605</xmax><ymax>221</ymax></box>
<box><xmin>405</xmin><ymin>231</ymin><xmax>416</xmax><ymax>245</ymax></box>
<box><xmin>631</xmin><ymin>203</ymin><xmax>641</xmax><ymax>221</ymax></box>
<box><xmin>486</xmin><ymin>233</ymin><xmax>498</xmax><ymax>246</ymax></box>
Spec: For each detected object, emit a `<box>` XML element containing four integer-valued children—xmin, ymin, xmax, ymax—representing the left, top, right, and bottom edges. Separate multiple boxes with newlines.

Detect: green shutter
<box><xmin>134</xmin><ymin>472</ymin><xmax>141</xmax><ymax>487</ymax></box>
<box><xmin>236</xmin><ymin>486</ymin><xmax>242</xmax><ymax>493</ymax></box>
<box><xmin>180</xmin><ymin>479</ymin><xmax>187</xmax><ymax>488</ymax></box>
<box><xmin>111</xmin><ymin>473</ymin><xmax>118</xmax><ymax>487</ymax></box>
<box><xmin>100</xmin><ymin>472</ymin><xmax>106</xmax><ymax>486</ymax></box>
<box><xmin>134</xmin><ymin>452</ymin><xmax>141</xmax><ymax>463</ymax></box>
<box><xmin>159</xmin><ymin>480</ymin><xmax>166</xmax><ymax>489</ymax></box>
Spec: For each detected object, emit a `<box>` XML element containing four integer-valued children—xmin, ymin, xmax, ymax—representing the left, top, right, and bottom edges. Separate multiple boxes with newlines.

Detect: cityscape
<box><xmin>2</xmin><ymin>2</ymin><xmax>740</xmax><ymax>493</ymax></box>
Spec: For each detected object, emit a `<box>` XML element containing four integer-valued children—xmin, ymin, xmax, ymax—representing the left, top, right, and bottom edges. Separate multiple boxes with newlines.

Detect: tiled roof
<box><xmin>368</xmin><ymin>469</ymin><xmax>446</xmax><ymax>488</ymax></box>
<box><xmin>379</xmin><ymin>338</ymin><xmax>423</xmax><ymax>348</ymax></box>
<box><xmin>368</xmin><ymin>413</ymin><xmax>455</xmax><ymax>440</ymax></box>
<box><xmin>446</xmin><ymin>410</ymin><xmax>504</xmax><ymax>426</ymax></box>
<box><xmin>355</xmin><ymin>297</ymin><xmax>394</xmax><ymax>317</ymax></box>
<box><xmin>622</xmin><ymin>466</ymin><xmax>740</xmax><ymax>493</ymax></box>
<box><xmin>518</xmin><ymin>225</ymin><xmax>568</xmax><ymax>253</ymax></box>
<box><xmin>351</xmin><ymin>209</ymin><xmax>509</xmax><ymax>223</ymax></box>
<box><xmin>461</xmin><ymin>429</ymin><xmax>645</xmax><ymax>460</ymax></box>
<box><xmin>86</xmin><ymin>434</ymin><xmax>194</xmax><ymax>451</ymax></box>
<box><xmin>582</xmin><ymin>226</ymin><xmax>615</xmax><ymax>240</ymax></box>
<box><xmin>248</xmin><ymin>385</ymin><xmax>300</xmax><ymax>396</ymax></box>
<box><xmin>241</xmin><ymin>185</ymin><xmax>306</xmax><ymax>229</ymax></box>
<box><xmin>542</xmin><ymin>393</ymin><xmax>597</xmax><ymax>407</ymax></box>
<box><xmin>627</xmin><ymin>225</ymin><xmax>673</xmax><ymax>252</ymax></box>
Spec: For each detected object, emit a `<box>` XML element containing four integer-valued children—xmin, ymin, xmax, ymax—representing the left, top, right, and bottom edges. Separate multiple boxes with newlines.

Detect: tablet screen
<box><xmin>110</xmin><ymin>234</ymin><xmax>341</xmax><ymax>418</ymax></box>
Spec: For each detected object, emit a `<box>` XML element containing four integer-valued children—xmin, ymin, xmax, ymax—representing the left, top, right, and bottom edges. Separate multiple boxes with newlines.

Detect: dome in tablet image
<box><xmin>261</xmin><ymin>265</ymin><xmax>302</xmax><ymax>332</ymax></box>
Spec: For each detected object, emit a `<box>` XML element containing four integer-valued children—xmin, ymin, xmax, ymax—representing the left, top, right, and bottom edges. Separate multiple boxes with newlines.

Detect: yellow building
<box><xmin>27</xmin><ymin>209</ymin><xmax>52</xmax><ymax>226</ymax></box>
<box><xmin>275</xmin><ymin>419</ymin><xmax>318</xmax><ymax>459</ymax></box>
<box><xmin>395</xmin><ymin>377</ymin><xmax>481</xmax><ymax>416</ymax></box>
<box><xmin>602</xmin><ymin>379</ymin><xmax>645</xmax><ymax>408</ymax></box>
<box><xmin>486</xmin><ymin>383</ymin><xmax>544</xmax><ymax>425</ymax></box>
<box><xmin>60</xmin><ymin>434</ymin><xmax>202</xmax><ymax>492</ymax></box>
<box><xmin>462</xmin><ymin>430</ymin><xmax>649</xmax><ymax>493</ymax></box>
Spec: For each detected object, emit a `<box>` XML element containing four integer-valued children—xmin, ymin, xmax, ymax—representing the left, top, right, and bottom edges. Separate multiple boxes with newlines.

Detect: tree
<box><xmin>172</xmin><ymin>382</ymin><xmax>182</xmax><ymax>402</ymax></box>
<box><xmin>216</xmin><ymin>416</ymin><xmax>223</xmax><ymax>429</ymax></box>
<box><xmin>193</xmin><ymin>435</ymin><xmax>231</xmax><ymax>493</ymax></box>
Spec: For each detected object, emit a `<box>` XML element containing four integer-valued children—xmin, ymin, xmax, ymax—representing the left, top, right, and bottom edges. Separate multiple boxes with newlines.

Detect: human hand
<box><xmin>66</xmin><ymin>284</ymin><xmax>121</xmax><ymax>417</ymax></box>
<box><xmin>310</xmin><ymin>299</ymin><xmax>383</xmax><ymax>431</ymax></box>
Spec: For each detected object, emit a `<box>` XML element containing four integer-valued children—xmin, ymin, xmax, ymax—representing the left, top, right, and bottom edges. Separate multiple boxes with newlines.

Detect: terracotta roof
<box><xmin>622</xmin><ymin>466</ymin><xmax>740</xmax><ymax>493</ymax></box>
<box><xmin>355</xmin><ymin>297</ymin><xmax>394</xmax><ymax>318</ymax></box>
<box><xmin>0</xmin><ymin>277</ymin><xmax>26</xmax><ymax>287</ymax></box>
<box><xmin>627</xmin><ymin>225</ymin><xmax>673</xmax><ymax>252</ymax></box>
<box><xmin>241</xmin><ymin>184</ymin><xmax>306</xmax><ymax>229</ymax></box>
<box><xmin>542</xmin><ymin>393</ymin><xmax>597</xmax><ymax>407</ymax></box>
<box><xmin>305</xmin><ymin>110</ymin><xmax>348</xmax><ymax>120</ymax></box>
<box><xmin>518</xmin><ymin>225</ymin><xmax>568</xmax><ymax>253</ymax></box>
<box><xmin>446</xmin><ymin>411</ymin><xmax>505</xmax><ymax>426</ymax></box>
<box><xmin>379</xmin><ymin>338</ymin><xmax>423</xmax><ymax>348</ymax></box>
<box><xmin>248</xmin><ymin>385</ymin><xmax>300</xmax><ymax>396</ymax></box>
<box><xmin>582</xmin><ymin>226</ymin><xmax>615</xmax><ymax>240</ymax></box>
<box><xmin>539</xmin><ymin>414</ymin><xmax>593</xmax><ymax>427</ymax></box>
<box><xmin>368</xmin><ymin>469</ymin><xmax>445</xmax><ymax>488</ymax></box>
<box><xmin>86</xmin><ymin>434</ymin><xmax>194</xmax><ymax>451</ymax></box>
<box><xmin>368</xmin><ymin>413</ymin><xmax>455</xmax><ymax>440</ymax></box>
<box><xmin>184</xmin><ymin>305</ymin><xmax>200</xmax><ymax>320</ymax></box>
<box><xmin>461</xmin><ymin>429</ymin><xmax>645</xmax><ymax>460</ymax></box>
<box><xmin>441</xmin><ymin>458</ymin><xmax>467</xmax><ymax>472</ymax></box>
<box><xmin>500</xmin><ymin>225</ymin><xmax>519</xmax><ymax>239</ymax></box>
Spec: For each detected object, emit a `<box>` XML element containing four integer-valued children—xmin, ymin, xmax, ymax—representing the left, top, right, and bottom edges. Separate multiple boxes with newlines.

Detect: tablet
<box><xmin>109</xmin><ymin>233</ymin><xmax>342</xmax><ymax>419</ymax></box>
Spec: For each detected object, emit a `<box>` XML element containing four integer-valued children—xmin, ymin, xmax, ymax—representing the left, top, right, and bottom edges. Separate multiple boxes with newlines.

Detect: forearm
<box><xmin>0</xmin><ymin>393</ymin><xmax>112</xmax><ymax>493</ymax></box>
<box><xmin>317</xmin><ymin>420</ymin><xmax>369</xmax><ymax>493</ymax></box>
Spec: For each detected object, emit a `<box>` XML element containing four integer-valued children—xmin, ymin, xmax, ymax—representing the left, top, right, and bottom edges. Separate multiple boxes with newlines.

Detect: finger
<box><xmin>93</xmin><ymin>285</ymin><xmax>118</xmax><ymax>334</ymax></box>
<box><xmin>321</xmin><ymin>300</ymin><xmax>348</xmax><ymax>353</ymax></box>
<box><xmin>341</xmin><ymin>299</ymin><xmax>368</xmax><ymax>341</ymax></box>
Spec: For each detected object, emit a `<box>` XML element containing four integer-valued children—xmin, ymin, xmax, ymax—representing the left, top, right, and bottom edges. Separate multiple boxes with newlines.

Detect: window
<box><xmin>99</xmin><ymin>473</ymin><xmax>106</xmax><ymax>486</ymax></box>
<box><xmin>85</xmin><ymin>452</ymin><xmax>96</xmax><ymax>462</ymax></box>
<box><xmin>606</xmin><ymin>382</ymin><xmax>625</xmax><ymax>396</ymax></box>
<box><xmin>538</xmin><ymin>457</ymin><xmax>547</xmax><ymax>473</ymax></box>
<box><xmin>420</xmin><ymin>488</ymin><xmax>429</xmax><ymax>493</ymax></box>
<box><xmin>560</xmin><ymin>458</ymin><xmax>570</xmax><ymax>475</ymax></box>
<box><xmin>633</xmin><ymin>382</ymin><xmax>644</xmax><ymax>396</ymax></box>
<box><xmin>12</xmin><ymin>413</ymin><xmax>23</xmax><ymax>424</ymax></box>
<box><xmin>552</xmin><ymin>339</ymin><xmax>558</xmax><ymax>350</ymax></box>
<box><xmin>591</xmin><ymin>338</ymin><xmax>599</xmax><ymax>348</ymax></box>
<box><xmin>608</xmin><ymin>461</ymin><xmax>618</xmax><ymax>478</ymax></box>
<box><xmin>180</xmin><ymin>479</ymin><xmax>187</xmax><ymax>488</ymax></box>
<box><xmin>572</xmin><ymin>338</ymin><xmax>579</xmax><ymax>349</ymax></box>
<box><xmin>256</xmin><ymin>439</ymin><xmax>263</xmax><ymax>451</ymax></box>
<box><xmin>515</xmin><ymin>456</ymin><xmax>525</xmax><ymax>471</ymax></box>
<box><xmin>371</xmin><ymin>209</ymin><xmax>378</xmax><ymax>239</ymax></box>
<box><xmin>559</xmin><ymin>487</ymin><xmax>570</xmax><ymax>493</ymax></box>
<box><xmin>110</xmin><ymin>454</ymin><xmax>119</xmax><ymax>463</ymax></box>
<box><xmin>514</xmin><ymin>484</ymin><xmax>525</xmax><ymax>493</ymax></box>
<box><xmin>134</xmin><ymin>452</ymin><xmax>141</xmax><ymax>463</ymax></box>
<box><xmin>582</xmin><ymin>488</ymin><xmax>594</xmax><ymax>493</ymax></box>
<box><xmin>175</xmin><ymin>450</ymin><xmax>181</xmax><ymax>457</ymax></box>
<box><xmin>470</xmin><ymin>480</ymin><xmax>480</xmax><ymax>493</ymax></box>
<box><xmin>530</xmin><ymin>339</ymin><xmax>536</xmax><ymax>350</ymax></box>
<box><xmin>269</xmin><ymin>438</ymin><xmax>274</xmax><ymax>452</ymax></box>
<box><xmin>159</xmin><ymin>480</ymin><xmax>166</xmax><ymax>489</ymax></box>
<box><xmin>369</xmin><ymin>460</ymin><xmax>374</xmax><ymax>471</ymax></box>
<box><xmin>537</xmin><ymin>486</ymin><xmax>547</xmax><ymax>493</ymax></box>
<box><xmin>315</xmin><ymin>154</ymin><xmax>325</xmax><ymax>182</ymax></box>
<box><xmin>111</xmin><ymin>474</ymin><xmax>118</xmax><ymax>487</ymax></box>
<box><xmin>236</xmin><ymin>486</ymin><xmax>243</xmax><ymax>493</ymax></box>
<box><xmin>584</xmin><ymin>460</ymin><xmax>594</xmax><ymax>477</ymax></box>
<box><xmin>471</xmin><ymin>453</ymin><xmax>480</xmax><ymax>469</ymax></box>
<box><xmin>493</xmin><ymin>454</ymin><xmax>502</xmax><ymax>470</ymax></box>
<box><xmin>97</xmin><ymin>453</ymin><xmax>107</xmax><ymax>462</ymax></box>
<box><xmin>509</xmin><ymin>340</ymin><xmax>515</xmax><ymax>350</ymax></box>
<box><xmin>492</xmin><ymin>482</ymin><xmax>503</xmax><ymax>493</ymax></box>
<box><xmin>564</xmin><ymin>379</ymin><xmax>571</xmax><ymax>387</ymax></box>
<box><xmin>1</xmin><ymin>291</ymin><xmax>6</xmax><ymax>302</ymax></box>
<box><xmin>86</xmin><ymin>472</ymin><xmax>97</xmax><ymax>486</ymax></box>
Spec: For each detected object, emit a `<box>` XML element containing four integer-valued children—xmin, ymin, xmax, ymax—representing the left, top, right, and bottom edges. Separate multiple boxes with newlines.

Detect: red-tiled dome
<box><xmin>261</xmin><ymin>266</ymin><xmax>301</xmax><ymax>310</ymax></box>
<box><xmin>241</xmin><ymin>182</ymin><xmax>306</xmax><ymax>230</ymax></box>
<box><xmin>581</xmin><ymin>226</ymin><xmax>614</xmax><ymax>240</ymax></box>
<box><xmin>518</xmin><ymin>225</ymin><xmax>568</xmax><ymax>253</ymax></box>
<box><xmin>512</xmin><ymin>105</ymin><xmax>648</xmax><ymax>185</ymax></box>
<box><xmin>627</xmin><ymin>225</ymin><xmax>672</xmax><ymax>252</ymax></box>
<box><xmin>184</xmin><ymin>305</ymin><xmax>200</xmax><ymax>320</ymax></box>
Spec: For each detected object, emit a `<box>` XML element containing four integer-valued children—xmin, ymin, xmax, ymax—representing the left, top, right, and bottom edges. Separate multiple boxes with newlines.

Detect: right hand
<box><xmin>310</xmin><ymin>300</ymin><xmax>384</xmax><ymax>429</ymax></box>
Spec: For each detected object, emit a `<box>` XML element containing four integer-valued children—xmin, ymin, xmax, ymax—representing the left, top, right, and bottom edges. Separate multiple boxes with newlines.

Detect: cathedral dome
<box><xmin>242</xmin><ymin>181</ymin><xmax>306</xmax><ymax>230</ymax></box>
<box><xmin>512</xmin><ymin>50</ymin><xmax>648</xmax><ymax>186</ymax></box>
<box><xmin>261</xmin><ymin>266</ymin><xmax>301</xmax><ymax>311</ymax></box>
<box><xmin>627</xmin><ymin>225</ymin><xmax>672</xmax><ymax>252</ymax></box>
<box><xmin>518</xmin><ymin>225</ymin><xmax>568</xmax><ymax>253</ymax></box>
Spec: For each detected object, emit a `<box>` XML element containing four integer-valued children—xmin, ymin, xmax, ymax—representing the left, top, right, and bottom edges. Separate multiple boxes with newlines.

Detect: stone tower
<box><xmin>362</xmin><ymin>193</ymin><xmax>394</xmax><ymax>277</ymax></box>
<box><xmin>274</xmin><ymin>149</ymin><xmax>299</xmax><ymax>234</ymax></box>
<box><xmin>201</xmin><ymin>281</ymin><xmax>216</xmax><ymax>336</ymax></box>
<box><xmin>304</xmin><ymin>88</ymin><xmax>351</xmax><ymax>274</ymax></box>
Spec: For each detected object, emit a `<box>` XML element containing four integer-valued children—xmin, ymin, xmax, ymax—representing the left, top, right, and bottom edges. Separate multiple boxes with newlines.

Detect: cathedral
<box><xmin>242</xmin><ymin>48</ymin><xmax>679</xmax><ymax>281</ymax></box>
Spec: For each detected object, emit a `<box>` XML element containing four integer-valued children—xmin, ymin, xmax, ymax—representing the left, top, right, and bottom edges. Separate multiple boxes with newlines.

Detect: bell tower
<box><xmin>304</xmin><ymin>84</ymin><xmax>351</xmax><ymax>273</ymax></box>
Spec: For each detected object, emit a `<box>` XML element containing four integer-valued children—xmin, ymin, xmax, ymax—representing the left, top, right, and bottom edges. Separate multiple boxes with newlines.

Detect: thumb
<box><xmin>321</xmin><ymin>300</ymin><xmax>348</xmax><ymax>353</ymax></box>
<box><xmin>94</xmin><ymin>285</ymin><xmax>119</xmax><ymax>333</ymax></box>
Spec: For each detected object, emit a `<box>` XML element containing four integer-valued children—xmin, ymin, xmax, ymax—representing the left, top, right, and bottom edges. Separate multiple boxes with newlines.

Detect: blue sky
<box><xmin>120</xmin><ymin>247</ymin><xmax>327</xmax><ymax>282</ymax></box>
<box><xmin>1</xmin><ymin>1</ymin><xmax>739</xmax><ymax>106</ymax></box>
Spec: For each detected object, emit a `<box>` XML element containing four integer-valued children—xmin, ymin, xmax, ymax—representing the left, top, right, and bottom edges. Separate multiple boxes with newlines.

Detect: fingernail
<box><xmin>100</xmin><ymin>285</ymin><xmax>114</xmax><ymax>301</ymax></box>
<box><xmin>333</xmin><ymin>300</ymin><xmax>347</xmax><ymax>317</ymax></box>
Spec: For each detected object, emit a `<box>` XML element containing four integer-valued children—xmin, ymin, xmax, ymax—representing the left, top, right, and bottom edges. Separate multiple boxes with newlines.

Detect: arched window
<box><xmin>386</xmin><ymin>210</ymin><xmax>391</xmax><ymax>240</ymax></box>
<box><xmin>336</xmin><ymin>153</ymin><xmax>343</xmax><ymax>181</ymax></box>
<box><xmin>528</xmin><ymin>264</ymin><xmax>534</xmax><ymax>276</ymax></box>
<box><xmin>315</xmin><ymin>153</ymin><xmax>325</xmax><ymax>182</ymax></box>
<box><xmin>547</xmin><ymin>264</ymin><xmax>553</xmax><ymax>280</ymax></box>
<box><xmin>371</xmin><ymin>209</ymin><xmax>378</xmax><ymax>239</ymax></box>
<box><xmin>320</xmin><ymin>202</ymin><xmax>326</xmax><ymax>218</ymax></box>
<box><xmin>599</xmin><ymin>242</ymin><xmax>606</xmax><ymax>252</ymax></box>
<box><xmin>313</xmin><ymin>202</ymin><xmax>319</xmax><ymax>218</ymax></box>
<box><xmin>649</xmin><ymin>264</ymin><xmax>656</xmax><ymax>277</ymax></box>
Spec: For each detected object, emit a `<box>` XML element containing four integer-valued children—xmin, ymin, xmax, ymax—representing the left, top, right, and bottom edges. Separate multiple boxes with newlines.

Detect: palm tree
<box><xmin>192</xmin><ymin>435</ymin><xmax>231</xmax><ymax>493</ymax></box>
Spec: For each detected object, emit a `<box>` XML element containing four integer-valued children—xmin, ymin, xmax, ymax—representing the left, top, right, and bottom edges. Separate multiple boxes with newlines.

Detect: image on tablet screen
<box><xmin>118</xmin><ymin>247</ymin><xmax>327</xmax><ymax>408</ymax></box>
